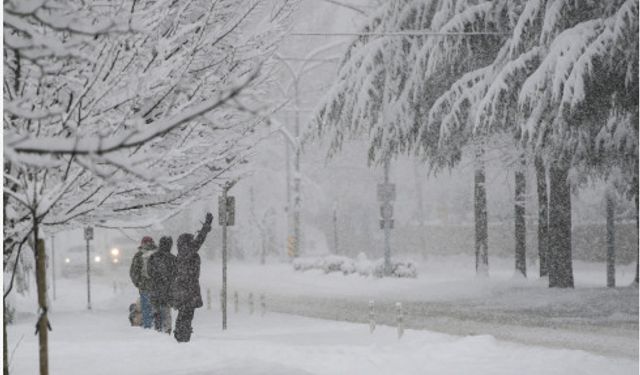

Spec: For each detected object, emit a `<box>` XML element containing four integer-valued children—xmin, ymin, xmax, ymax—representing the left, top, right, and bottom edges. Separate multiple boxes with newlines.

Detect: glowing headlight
<box><xmin>65</xmin><ymin>258</ymin><xmax>71</xmax><ymax>263</ymax></box>
<box><xmin>94</xmin><ymin>256</ymin><xmax>101</xmax><ymax>263</ymax></box>
<box><xmin>110</xmin><ymin>248</ymin><xmax>119</xmax><ymax>257</ymax></box>
<box><xmin>112</xmin><ymin>258</ymin><xmax>119</xmax><ymax>264</ymax></box>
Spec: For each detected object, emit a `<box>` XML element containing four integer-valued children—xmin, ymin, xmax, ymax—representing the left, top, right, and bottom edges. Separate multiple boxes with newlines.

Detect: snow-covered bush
<box><xmin>292</xmin><ymin>257</ymin><xmax>324</xmax><ymax>272</ymax></box>
<box><xmin>293</xmin><ymin>253</ymin><xmax>417</xmax><ymax>278</ymax></box>
<box><xmin>355</xmin><ymin>252</ymin><xmax>373</xmax><ymax>276</ymax></box>
<box><xmin>322</xmin><ymin>255</ymin><xmax>354</xmax><ymax>274</ymax></box>
<box><xmin>372</xmin><ymin>259</ymin><xmax>417</xmax><ymax>279</ymax></box>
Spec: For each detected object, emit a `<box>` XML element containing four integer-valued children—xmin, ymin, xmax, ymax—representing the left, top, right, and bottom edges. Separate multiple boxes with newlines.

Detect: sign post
<box><xmin>84</xmin><ymin>226</ymin><xmax>93</xmax><ymax>310</ymax></box>
<box><xmin>219</xmin><ymin>181</ymin><xmax>236</xmax><ymax>330</ymax></box>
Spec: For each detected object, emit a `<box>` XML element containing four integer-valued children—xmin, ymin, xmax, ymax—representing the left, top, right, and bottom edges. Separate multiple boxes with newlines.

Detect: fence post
<box><xmin>260</xmin><ymin>294</ymin><xmax>266</xmax><ymax>316</ymax></box>
<box><xmin>369</xmin><ymin>300</ymin><xmax>375</xmax><ymax>333</ymax></box>
<box><xmin>206</xmin><ymin>288</ymin><xmax>212</xmax><ymax>310</ymax></box>
<box><xmin>248</xmin><ymin>292</ymin><xmax>254</xmax><ymax>315</ymax></box>
<box><xmin>396</xmin><ymin>302</ymin><xmax>404</xmax><ymax>339</ymax></box>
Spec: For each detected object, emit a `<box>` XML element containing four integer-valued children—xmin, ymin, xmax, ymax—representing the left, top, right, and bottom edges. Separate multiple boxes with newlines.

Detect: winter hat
<box><xmin>139</xmin><ymin>236</ymin><xmax>157</xmax><ymax>250</ymax></box>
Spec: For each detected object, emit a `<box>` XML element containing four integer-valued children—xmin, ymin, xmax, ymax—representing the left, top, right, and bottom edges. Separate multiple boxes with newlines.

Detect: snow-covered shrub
<box><xmin>293</xmin><ymin>257</ymin><xmax>325</xmax><ymax>271</ymax></box>
<box><xmin>372</xmin><ymin>259</ymin><xmax>418</xmax><ymax>278</ymax></box>
<box><xmin>292</xmin><ymin>254</ymin><xmax>416</xmax><ymax>278</ymax></box>
<box><xmin>322</xmin><ymin>255</ymin><xmax>351</xmax><ymax>274</ymax></box>
<box><xmin>355</xmin><ymin>252</ymin><xmax>373</xmax><ymax>276</ymax></box>
<box><xmin>340</xmin><ymin>259</ymin><xmax>356</xmax><ymax>275</ymax></box>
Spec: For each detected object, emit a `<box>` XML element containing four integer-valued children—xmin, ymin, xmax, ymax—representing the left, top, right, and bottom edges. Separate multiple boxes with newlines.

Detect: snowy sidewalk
<box><xmin>6</xmin><ymin>306</ymin><xmax>638</xmax><ymax>375</ymax></box>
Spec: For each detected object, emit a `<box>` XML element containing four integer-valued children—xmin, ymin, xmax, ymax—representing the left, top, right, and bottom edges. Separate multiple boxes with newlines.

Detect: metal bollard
<box><xmin>369</xmin><ymin>300</ymin><xmax>375</xmax><ymax>333</ymax></box>
<box><xmin>233</xmin><ymin>291</ymin><xmax>239</xmax><ymax>313</ymax></box>
<box><xmin>248</xmin><ymin>292</ymin><xmax>254</xmax><ymax>315</ymax></box>
<box><xmin>207</xmin><ymin>288</ymin><xmax>212</xmax><ymax>310</ymax></box>
<box><xmin>396</xmin><ymin>302</ymin><xmax>404</xmax><ymax>339</ymax></box>
<box><xmin>260</xmin><ymin>294</ymin><xmax>266</xmax><ymax>316</ymax></box>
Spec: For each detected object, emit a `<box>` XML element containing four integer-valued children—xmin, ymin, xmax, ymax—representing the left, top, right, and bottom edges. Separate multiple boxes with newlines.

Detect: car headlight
<box><xmin>65</xmin><ymin>258</ymin><xmax>70</xmax><ymax>263</ymax></box>
<box><xmin>110</xmin><ymin>248</ymin><xmax>119</xmax><ymax>257</ymax></box>
<box><xmin>94</xmin><ymin>256</ymin><xmax>101</xmax><ymax>263</ymax></box>
<box><xmin>112</xmin><ymin>258</ymin><xmax>119</xmax><ymax>264</ymax></box>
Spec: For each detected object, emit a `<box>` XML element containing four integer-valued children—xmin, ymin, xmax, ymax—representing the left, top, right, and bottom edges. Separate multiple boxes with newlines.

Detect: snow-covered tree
<box><xmin>4</xmin><ymin>1</ymin><xmax>296</xmax><ymax>372</ymax></box>
<box><xmin>314</xmin><ymin>0</ymin><xmax>638</xmax><ymax>287</ymax></box>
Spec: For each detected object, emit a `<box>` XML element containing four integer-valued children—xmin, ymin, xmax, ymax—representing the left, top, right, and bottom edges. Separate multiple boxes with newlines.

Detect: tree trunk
<box><xmin>4</xmin><ymin>300</ymin><xmax>8</xmax><ymax>375</ymax></box>
<box><xmin>535</xmin><ymin>157</ymin><xmax>549</xmax><ymax>277</ymax></box>
<box><xmin>475</xmin><ymin>147</ymin><xmax>489</xmax><ymax>276</ymax></box>
<box><xmin>413</xmin><ymin>162</ymin><xmax>427</xmax><ymax>258</ymax></box>
<box><xmin>548</xmin><ymin>161</ymin><xmax>574</xmax><ymax>288</ymax></box>
<box><xmin>514</xmin><ymin>156</ymin><xmax>526</xmax><ymax>277</ymax></box>
<box><xmin>635</xmin><ymin>189</ymin><xmax>638</xmax><ymax>285</ymax></box>
<box><xmin>36</xmin><ymin>237</ymin><xmax>49</xmax><ymax>375</ymax></box>
<box><xmin>606</xmin><ymin>188</ymin><xmax>615</xmax><ymax>288</ymax></box>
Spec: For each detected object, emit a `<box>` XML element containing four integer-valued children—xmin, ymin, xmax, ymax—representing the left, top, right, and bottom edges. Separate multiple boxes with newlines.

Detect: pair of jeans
<box><xmin>139</xmin><ymin>291</ymin><xmax>153</xmax><ymax>329</ymax></box>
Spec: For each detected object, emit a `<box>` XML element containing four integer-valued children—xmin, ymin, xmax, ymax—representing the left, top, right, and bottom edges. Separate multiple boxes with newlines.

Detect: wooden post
<box><xmin>396</xmin><ymin>302</ymin><xmax>404</xmax><ymax>339</ymax></box>
<box><xmin>369</xmin><ymin>300</ymin><xmax>375</xmax><ymax>334</ymax></box>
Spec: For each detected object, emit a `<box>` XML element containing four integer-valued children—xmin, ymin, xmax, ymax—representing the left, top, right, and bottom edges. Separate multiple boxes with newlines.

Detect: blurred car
<box><xmin>105</xmin><ymin>237</ymin><xmax>137</xmax><ymax>270</ymax></box>
<box><xmin>61</xmin><ymin>245</ymin><xmax>108</xmax><ymax>278</ymax></box>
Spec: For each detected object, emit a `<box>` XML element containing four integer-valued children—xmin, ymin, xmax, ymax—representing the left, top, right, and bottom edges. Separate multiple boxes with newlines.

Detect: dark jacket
<box><xmin>130</xmin><ymin>244</ymin><xmax>157</xmax><ymax>292</ymax></box>
<box><xmin>148</xmin><ymin>236</ymin><xmax>177</xmax><ymax>305</ymax></box>
<box><xmin>171</xmin><ymin>214</ymin><xmax>212</xmax><ymax>309</ymax></box>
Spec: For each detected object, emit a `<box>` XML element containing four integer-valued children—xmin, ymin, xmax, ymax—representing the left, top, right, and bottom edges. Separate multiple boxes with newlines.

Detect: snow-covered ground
<box><xmin>6</xmin><ymin>255</ymin><xmax>638</xmax><ymax>374</ymax></box>
<box><xmin>7</xmin><ymin>297</ymin><xmax>638</xmax><ymax>375</ymax></box>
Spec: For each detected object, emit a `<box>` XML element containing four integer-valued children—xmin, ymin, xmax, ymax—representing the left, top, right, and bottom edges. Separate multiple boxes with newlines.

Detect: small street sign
<box><xmin>377</xmin><ymin>183</ymin><xmax>396</xmax><ymax>202</ymax></box>
<box><xmin>84</xmin><ymin>227</ymin><xmax>93</xmax><ymax>241</ymax></box>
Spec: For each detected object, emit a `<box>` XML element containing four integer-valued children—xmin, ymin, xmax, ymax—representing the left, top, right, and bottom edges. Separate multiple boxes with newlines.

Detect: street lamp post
<box><xmin>276</xmin><ymin>42</ymin><xmax>343</xmax><ymax>258</ymax></box>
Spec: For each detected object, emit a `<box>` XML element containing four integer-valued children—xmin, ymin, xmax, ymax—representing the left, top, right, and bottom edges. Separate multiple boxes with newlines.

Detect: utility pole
<box><xmin>219</xmin><ymin>181</ymin><xmax>236</xmax><ymax>330</ymax></box>
<box><xmin>84</xmin><ymin>226</ymin><xmax>93</xmax><ymax>310</ymax></box>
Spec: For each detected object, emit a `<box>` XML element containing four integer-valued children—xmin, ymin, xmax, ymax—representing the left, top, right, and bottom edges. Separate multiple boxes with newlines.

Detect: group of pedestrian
<box><xmin>129</xmin><ymin>212</ymin><xmax>213</xmax><ymax>342</ymax></box>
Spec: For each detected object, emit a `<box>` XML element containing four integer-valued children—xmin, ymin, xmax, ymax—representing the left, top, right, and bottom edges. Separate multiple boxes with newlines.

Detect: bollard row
<box><xmin>212</xmin><ymin>289</ymin><xmax>267</xmax><ymax>316</ymax></box>
<box><xmin>368</xmin><ymin>300</ymin><xmax>405</xmax><ymax>339</ymax></box>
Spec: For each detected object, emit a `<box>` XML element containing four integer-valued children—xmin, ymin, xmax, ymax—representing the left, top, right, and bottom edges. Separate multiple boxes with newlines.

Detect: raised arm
<box><xmin>193</xmin><ymin>213</ymin><xmax>213</xmax><ymax>251</ymax></box>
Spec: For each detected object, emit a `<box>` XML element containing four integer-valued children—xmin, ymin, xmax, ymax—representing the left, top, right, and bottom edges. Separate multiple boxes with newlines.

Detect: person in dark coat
<box><xmin>171</xmin><ymin>212</ymin><xmax>213</xmax><ymax>342</ymax></box>
<box><xmin>148</xmin><ymin>236</ymin><xmax>176</xmax><ymax>334</ymax></box>
<box><xmin>129</xmin><ymin>236</ymin><xmax>158</xmax><ymax>329</ymax></box>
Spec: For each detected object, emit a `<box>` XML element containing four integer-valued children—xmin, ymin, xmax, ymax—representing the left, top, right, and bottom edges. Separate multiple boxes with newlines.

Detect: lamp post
<box><xmin>275</xmin><ymin>42</ymin><xmax>342</xmax><ymax>258</ymax></box>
